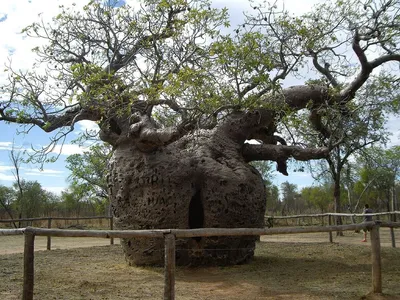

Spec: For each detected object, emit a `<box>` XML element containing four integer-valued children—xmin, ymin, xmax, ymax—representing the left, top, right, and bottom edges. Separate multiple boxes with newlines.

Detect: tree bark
<box><xmin>107</xmin><ymin>128</ymin><xmax>266</xmax><ymax>266</ymax></box>
<box><xmin>333</xmin><ymin>174</ymin><xmax>344</xmax><ymax>236</ymax></box>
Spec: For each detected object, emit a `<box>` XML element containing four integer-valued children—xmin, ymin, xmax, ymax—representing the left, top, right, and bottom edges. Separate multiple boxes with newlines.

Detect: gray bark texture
<box><xmin>108</xmin><ymin>128</ymin><xmax>266</xmax><ymax>266</ymax></box>
<box><xmin>101</xmin><ymin>88</ymin><xmax>333</xmax><ymax>266</ymax></box>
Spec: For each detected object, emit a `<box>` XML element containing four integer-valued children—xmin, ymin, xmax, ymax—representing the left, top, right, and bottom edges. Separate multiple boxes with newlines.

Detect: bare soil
<box><xmin>0</xmin><ymin>229</ymin><xmax>399</xmax><ymax>300</ymax></box>
<box><xmin>0</xmin><ymin>236</ymin><xmax>119</xmax><ymax>255</ymax></box>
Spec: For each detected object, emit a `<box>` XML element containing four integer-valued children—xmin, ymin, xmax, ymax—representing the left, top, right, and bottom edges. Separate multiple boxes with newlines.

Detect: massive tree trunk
<box><xmin>108</xmin><ymin>128</ymin><xmax>266</xmax><ymax>266</ymax></box>
<box><xmin>100</xmin><ymin>88</ymin><xmax>331</xmax><ymax>266</ymax></box>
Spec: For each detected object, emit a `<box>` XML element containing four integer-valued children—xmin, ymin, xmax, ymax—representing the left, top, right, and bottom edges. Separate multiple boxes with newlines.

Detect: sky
<box><xmin>0</xmin><ymin>0</ymin><xmax>398</xmax><ymax>196</ymax></box>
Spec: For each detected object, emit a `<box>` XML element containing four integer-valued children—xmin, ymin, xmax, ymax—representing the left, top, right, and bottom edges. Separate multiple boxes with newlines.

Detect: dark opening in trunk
<box><xmin>188</xmin><ymin>188</ymin><xmax>204</xmax><ymax>242</ymax></box>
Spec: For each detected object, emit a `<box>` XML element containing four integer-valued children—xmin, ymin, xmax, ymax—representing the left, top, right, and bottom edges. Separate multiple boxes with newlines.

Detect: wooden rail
<box><xmin>0</xmin><ymin>216</ymin><xmax>114</xmax><ymax>249</ymax></box>
<box><xmin>0</xmin><ymin>228</ymin><xmax>25</xmax><ymax>236</ymax></box>
<box><xmin>265</xmin><ymin>211</ymin><xmax>400</xmax><ymax>219</ymax></box>
<box><xmin>265</xmin><ymin>211</ymin><xmax>400</xmax><ymax>247</ymax></box>
<box><xmin>0</xmin><ymin>216</ymin><xmax>112</xmax><ymax>223</ymax></box>
<box><xmin>1</xmin><ymin>221</ymin><xmax>398</xmax><ymax>299</ymax></box>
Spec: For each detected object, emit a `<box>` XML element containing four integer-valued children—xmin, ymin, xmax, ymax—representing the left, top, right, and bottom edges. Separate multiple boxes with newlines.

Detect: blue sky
<box><xmin>0</xmin><ymin>0</ymin><xmax>398</xmax><ymax>196</ymax></box>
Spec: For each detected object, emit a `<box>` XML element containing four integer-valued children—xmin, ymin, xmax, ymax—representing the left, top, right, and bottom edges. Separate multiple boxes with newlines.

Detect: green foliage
<box><xmin>251</xmin><ymin>160</ymin><xmax>274</xmax><ymax>183</ymax></box>
<box><xmin>0</xmin><ymin>185</ymin><xmax>14</xmax><ymax>214</ymax></box>
<box><xmin>11</xmin><ymin>180</ymin><xmax>56</xmax><ymax>218</ymax></box>
<box><xmin>301</xmin><ymin>185</ymin><xmax>332</xmax><ymax>213</ymax></box>
<box><xmin>251</xmin><ymin>161</ymin><xmax>281</xmax><ymax>213</ymax></box>
<box><xmin>355</xmin><ymin>146</ymin><xmax>400</xmax><ymax>210</ymax></box>
<box><xmin>65</xmin><ymin>142</ymin><xmax>112</xmax><ymax>213</ymax></box>
<box><xmin>280</xmin><ymin>181</ymin><xmax>302</xmax><ymax>214</ymax></box>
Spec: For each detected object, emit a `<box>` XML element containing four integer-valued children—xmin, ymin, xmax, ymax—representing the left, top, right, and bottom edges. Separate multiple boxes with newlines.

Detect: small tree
<box><xmin>301</xmin><ymin>185</ymin><xmax>332</xmax><ymax>214</ymax></box>
<box><xmin>280</xmin><ymin>181</ymin><xmax>300</xmax><ymax>214</ymax></box>
<box><xmin>357</xmin><ymin>146</ymin><xmax>400</xmax><ymax>212</ymax></box>
<box><xmin>66</xmin><ymin>142</ymin><xmax>112</xmax><ymax>214</ymax></box>
<box><xmin>251</xmin><ymin>161</ymin><xmax>280</xmax><ymax>214</ymax></box>
<box><xmin>0</xmin><ymin>185</ymin><xmax>17</xmax><ymax>227</ymax></box>
<box><xmin>12</xmin><ymin>180</ymin><xmax>50</xmax><ymax>219</ymax></box>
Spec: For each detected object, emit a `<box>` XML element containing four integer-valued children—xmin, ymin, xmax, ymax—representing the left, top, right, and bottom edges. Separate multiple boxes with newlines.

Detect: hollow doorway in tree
<box><xmin>189</xmin><ymin>188</ymin><xmax>204</xmax><ymax>242</ymax></box>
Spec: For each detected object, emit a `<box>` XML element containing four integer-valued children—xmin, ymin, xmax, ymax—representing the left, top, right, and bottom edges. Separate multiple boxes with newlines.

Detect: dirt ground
<box><xmin>0</xmin><ymin>235</ymin><xmax>119</xmax><ymax>255</ymax></box>
<box><xmin>0</xmin><ymin>228</ymin><xmax>399</xmax><ymax>300</ymax></box>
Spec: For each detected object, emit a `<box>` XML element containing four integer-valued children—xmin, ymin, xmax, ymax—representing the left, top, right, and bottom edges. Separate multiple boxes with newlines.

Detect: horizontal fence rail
<box><xmin>0</xmin><ymin>216</ymin><xmax>114</xmax><ymax>249</ymax></box>
<box><xmin>265</xmin><ymin>211</ymin><xmax>400</xmax><ymax>247</ymax></box>
<box><xmin>0</xmin><ymin>228</ymin><xmax>25</xmax><ymax>236</ymax></box>
<box><xmin>1</xmin><ymin>220</ymin><xmax>399</xmax><ymax>300</ymax></box>
<box><xmin>0</xmin><ymin>216</ymin><xmax>112</xmax><ymax>223</ymax></box>
<box><xmin>7</xmin><ymin>221</ymin><xmax>398</xmax><ymax>238</ymax></box>
<box><xmin>265</xmin><ymin>211</ymin><xmax>400</xmax><ymax>219</ymax></box>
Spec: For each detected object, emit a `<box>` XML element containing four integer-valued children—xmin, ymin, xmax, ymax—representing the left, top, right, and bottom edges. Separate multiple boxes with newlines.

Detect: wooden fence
<box><xmin>0</xmin><ymin>216</ymin><xmax>114</xmax><ymax>248</ymax></box>
<box><xmin>265</xmin><ymin>211</ymin><xmax>400</xmax><ymax>247</ymax></box>
<box><xmin>1</xmin><ymin>220</ymin><xmax>400</xmax><ymax>300</ymax></box>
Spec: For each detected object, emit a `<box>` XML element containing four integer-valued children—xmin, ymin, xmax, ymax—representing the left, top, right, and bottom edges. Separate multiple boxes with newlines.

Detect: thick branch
<box><xmin>216</xmin><ymin>110</ymin><xmax>275</xmax><ymax>143</ymax></box>
<box><xmin>279</xmin><ymin>85</ymin><xmax>331</xmax><ymax>108</ymax></box>
<box><xmin>309</xmin><ymin>50</ymin><xmax>339</xmax><ymax>87</ymax></box>
<box><xmin>242</xmin><ymin>143</ymin><xmax>330</xmax><ymax>163</ymax></box>
<box><xmin>0</xmin><ymin>106</ymin><xmax>100</xmax><ymax>133</ymax></box>
<box><xmin>126</xmin><ymin>114</ymin><xmax>192</xmax><ymax>151</ymax></box>
<box><xmin>340</xmin><ymin>31</ymin><xmax>400</xmax><ymax>101</ymax></box>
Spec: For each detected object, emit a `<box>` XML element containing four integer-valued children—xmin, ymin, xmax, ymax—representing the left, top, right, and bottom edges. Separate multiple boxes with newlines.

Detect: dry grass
<box><xmin>1</xmin><ymin>229</ymin><xmax>400</xmax><ymax>300</ymax></box>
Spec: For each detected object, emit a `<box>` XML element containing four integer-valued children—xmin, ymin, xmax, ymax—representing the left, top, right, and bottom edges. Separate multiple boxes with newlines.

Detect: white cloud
<box><xmin>51</xmin><ymin>143</ymin><xmax>89</xmax><ymax>156</ymax></box>
<box><xmin>0</xmin><ymin>165</ymin><xmax>14</xmax><ymax>172</ymax></box>
<box><xmin>1</xmin><ymin>140</ymin><xmax>88</xmax><ymax>157</ymax></box>
<box><xmin>0</xmin><ymin>161</ymin><xmax>15</xmax><ymax>182</ymax></box>
<box><xmin>0</xmin><ymin>0</ymin><xmax>87</xmax><ymax>85</ymax></box>
<box><xmin>29</xmin><ymin>168</ymin><xmax>63</xmax><ymax>174</ymax></box>
<box><xmin>24</xmin><ymin>168</ymin><xmax>64</xmax><ymax>177</ymax></box>
<box><xmin>43</xmin><ymin>186</ymin><xmax>66</xmax><ymax>195</ymax></box>
<box><xmin>0</xmin><ymin>173</ymin><xmax>14</xmax><ymax>181</ymax></box>
<box><xmin>0</xmin><ymin>142</ymin><xmax>13</xmax><ymax>151</ymax></box>
<box><xmin>77</xmin><ymin>120</ymin><xmax>100</xmax><ymax>134</ymax></box>
<box><xmin>0</xmin><ymin>141</ymin><xmax>31</xmax><ymax>153</ymax></box>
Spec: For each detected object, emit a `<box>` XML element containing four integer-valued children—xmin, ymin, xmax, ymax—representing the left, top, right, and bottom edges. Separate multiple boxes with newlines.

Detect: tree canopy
<box><xmin>0</xmin><ymin>0</ymin><xmax>399</xmax><ymax>173</ymax></box>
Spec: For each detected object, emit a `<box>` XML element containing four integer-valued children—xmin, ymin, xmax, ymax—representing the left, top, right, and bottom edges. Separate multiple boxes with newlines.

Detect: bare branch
<box><xmin>242</xmin><ymin>143</ymin><xmax>330</xmax><ymax>175</ymax></box>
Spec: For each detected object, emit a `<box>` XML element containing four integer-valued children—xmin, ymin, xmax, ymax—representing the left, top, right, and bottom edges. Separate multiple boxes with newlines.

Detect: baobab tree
<box><xmin>1</xmin><ymin>0</ymin><xmax>399</xmax><ymax>265</ymax></box>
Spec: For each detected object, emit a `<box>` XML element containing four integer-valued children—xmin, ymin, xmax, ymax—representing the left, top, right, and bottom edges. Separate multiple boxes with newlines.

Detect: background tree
<box><xmin>357</xmin><ymin>146</ymin><xmax>400</xmax><ymax>212</ymax></box>
<box><xmin>1</xmin><ymin>0</ymin><xmax>399</xmax><ymax>265</ymax></box>
<box><xmin>66</xmin><ymin>142</ymin><xmax>112</xmax><ymax>214</ymax></box>
<box><xmin>251</xmin><ymin>161</ymin><xmax>281</xmax><ymax>214</ymax></box>
<box><xmin>266</xmin><ymin>183</ymin><xmax>280</xmax><ymax>215</ymax></box>
<box><xmin>60</xmin><ymin>186</ymin><xmax>97</xmax><ymax>217</ymax></box>
<box><xmin>301</xmin><ymin>184</ymin><xmax>332</xmax><ymax>214</ymax></box>
<box><xmin>0</xmin><ymin>185</ymin><xmax>17</xmax><ymax>227</ymax></box>
<box><xmin>12</xmin><ymin>180</ymin><xmax>51</xmax><ymax>220</ymax></box>
<box><xmin>290</xmin><ymin>83</ymin><xmax>392</xmax><ymax>228</ymax></box>
<box><xmin>9</xmin><ymin>147</ymin><xmax>25</xmax><ymax>226</ymax></box>
<box><xmin>280</xmin><ymin>182</ymin><xmax>300</xmax><ymax>214</ymax></box>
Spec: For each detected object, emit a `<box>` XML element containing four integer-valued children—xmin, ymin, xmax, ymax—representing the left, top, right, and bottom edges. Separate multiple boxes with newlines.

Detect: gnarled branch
<box><xmin>242</xmin><ymin>143</ymin><xmax>330</xmax><ymax>175</ymax></box>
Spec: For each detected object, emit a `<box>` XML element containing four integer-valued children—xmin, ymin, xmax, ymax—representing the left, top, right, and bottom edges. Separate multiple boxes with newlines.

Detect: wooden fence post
<box><xmin>23</xmin><ymin>230</ymin><xmax>35</xmax><ymax>300</ymax></box>
<box><xmin>328</xmin><ymin>215</ymin><xmax>333</xmax><ymax>243</ymax></box>
<box><xmin>47</xmin><ymin>218</ymin><xmax>52</xmax><ymax>250</ymax></box>
<box><xmin>164</xmin><ymin>233</ymin><xmax>176</xmax><ymax>300</ymax></box>
<box><xmin>370</xmin><ymin>223</ymin><xmax>382</xmax><ymax>294</ymax></box>
<box><xmin>110</xmin><ymin>217</ymin><xmax>114</xmax><ymax>245</ymax></box>
<box><xmin>389</xmin><ymin>214</ymin><xmax>396</xmax><ymax>248</ymax></box>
